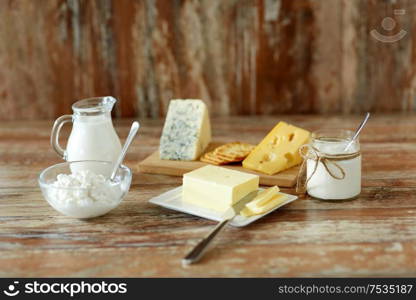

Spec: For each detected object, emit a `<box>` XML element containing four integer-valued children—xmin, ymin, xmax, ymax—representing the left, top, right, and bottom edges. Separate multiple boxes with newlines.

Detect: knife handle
<box><xmin>182</xmin><ymin>218</ymin><xmax>231</xmax><ymax>265</ymax></box>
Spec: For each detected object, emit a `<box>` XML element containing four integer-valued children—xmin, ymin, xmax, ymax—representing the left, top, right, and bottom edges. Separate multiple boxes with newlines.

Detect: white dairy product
<box><xmin>66</xmin><ymin>114</ymin><xmax>122</xmax><ymax>174</ymax></box>
<box><xmin>306</xmin><ymin>137</ymin><xmax>361</xmax><ymax>200</ymax></box>
<box><xmin>46</xmin><ymin>170</ymin><xmax>123</xmax><ymax>218</ymax></box>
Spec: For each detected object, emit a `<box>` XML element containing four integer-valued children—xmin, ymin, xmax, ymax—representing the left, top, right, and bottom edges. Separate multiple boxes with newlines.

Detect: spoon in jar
<box><xmin>110</xmin><ymin>121</ymin><xmax>140</xmax><ymax>181</ymax></box>
<box><xmin>343</xmin><ymin>112</ymin><xmax>370</xmax><ymax>152</ymax></box>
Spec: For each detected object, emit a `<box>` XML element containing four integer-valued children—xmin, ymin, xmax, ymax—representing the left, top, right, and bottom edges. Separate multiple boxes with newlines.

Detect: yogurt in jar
<box><xmin>306</xmin><ymin>130</ymin><xmax>361</xmax><ymax>200</ymax></box>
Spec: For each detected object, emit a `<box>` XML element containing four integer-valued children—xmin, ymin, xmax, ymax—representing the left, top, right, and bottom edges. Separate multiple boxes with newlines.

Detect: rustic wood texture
<box><xmin>0</xmin><ymin>114</ymin><xmax>416</xmax><ymax>277</ymax></box>
<box><xmin>138</xmin><ymin>143</ymin><xmax>299</xmax><ymax>187</ymax></box>
<box><xmin>1</xmin><ymin>0</ymin><xmax>416</xmax><ymax>120</ymax></box>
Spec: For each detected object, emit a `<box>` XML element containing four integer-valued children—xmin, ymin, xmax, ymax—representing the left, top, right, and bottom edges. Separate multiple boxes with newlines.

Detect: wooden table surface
<box><xmin>0</xmin><ymin>114</ymin><xmax>415</xmax><ymax>277</ymax></box>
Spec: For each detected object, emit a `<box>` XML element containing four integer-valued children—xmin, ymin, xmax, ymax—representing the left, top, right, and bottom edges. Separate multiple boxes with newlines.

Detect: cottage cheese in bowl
<box><xmin>39</xmin><ymin>161</ymin><xmax>132</xmax><ymax>218</ymax></box>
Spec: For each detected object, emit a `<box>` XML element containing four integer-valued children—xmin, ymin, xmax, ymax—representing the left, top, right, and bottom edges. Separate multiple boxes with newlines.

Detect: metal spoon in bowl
<box><xmin>344</xmin><ymin>112</ymin><xmax>370</xmax><ymax>152</ymax></box>
<box><xmin>110</xmin><ymin>121</ymin><xmax>140</xmax><ymax>181</ymax></box>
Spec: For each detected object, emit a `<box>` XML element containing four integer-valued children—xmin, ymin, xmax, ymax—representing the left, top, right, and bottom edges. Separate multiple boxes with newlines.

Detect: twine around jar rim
<box><xmin>296</xmin><ymin>144</ymin><xmax>361</xmax><ymax>194</ymax></box>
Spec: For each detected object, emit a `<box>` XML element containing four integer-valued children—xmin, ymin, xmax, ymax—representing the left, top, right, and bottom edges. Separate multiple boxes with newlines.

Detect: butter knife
<box><xmin>182</xmin><ymin>190</ymin><xmax>259</xmax><ymax>265</ymax></box>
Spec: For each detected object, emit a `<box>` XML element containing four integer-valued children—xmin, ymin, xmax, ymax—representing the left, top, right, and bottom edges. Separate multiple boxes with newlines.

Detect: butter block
<box><xmin>183</xmin><ymin>165</ymin><xmax>259</xmax><ymax>212</ymax></box>
<box><xmin>160</xmin><ymin>99</ymin><xmax>211</xmax><ymax>160</ymax></box>
<box><xmin>241</xmin><ymin>194</ymin><xmax>285</xmax><ymax>217</ymax></box>
<box><xmin>242</xmin><ymin>121</ymin><xmax>310</xmax><ymax>175</ymax></box>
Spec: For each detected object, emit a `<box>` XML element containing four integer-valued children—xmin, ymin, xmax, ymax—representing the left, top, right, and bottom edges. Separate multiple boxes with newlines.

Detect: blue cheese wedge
<box><xmin>183</xmin><ymin>165</ymin><xmax>259</xmax><ymax>212</ymax></box>
<box><xmin>160</xmin><ymin>99</ymin><xmax>211</xmax><ymax>160</ymax></box>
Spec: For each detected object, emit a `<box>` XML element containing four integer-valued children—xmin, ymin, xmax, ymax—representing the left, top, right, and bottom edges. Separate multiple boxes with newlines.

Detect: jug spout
<box><xmin>72</xmin><ymin>96</ymin><xmax>117</xmax><ymax>116</ymax></box>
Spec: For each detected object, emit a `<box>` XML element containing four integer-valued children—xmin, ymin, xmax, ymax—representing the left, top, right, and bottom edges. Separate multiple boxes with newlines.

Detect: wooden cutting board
<box><xmin>138</xmin><ymin>143</ymin><xmax>300</xmax><ymax>187</ymax></box>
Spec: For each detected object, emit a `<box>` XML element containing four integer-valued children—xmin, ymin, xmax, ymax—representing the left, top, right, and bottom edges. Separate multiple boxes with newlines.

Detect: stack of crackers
<box><xmin>200</xmin><ymin>142</ymin><xmax>255</xmax><ymax>165</ymax></box>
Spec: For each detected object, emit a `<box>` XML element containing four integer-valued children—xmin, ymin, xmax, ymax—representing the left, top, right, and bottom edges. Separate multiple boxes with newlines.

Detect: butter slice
<box><xmin>242</xmin><ymin>121</ymin><xmax>310</xmax><ymax>175</ymax></box>
<box><xmin>246</xmin><ymin>185</ymin><xmax>279</xmax><ymax>212</ymax></box>
<box><xmin>183</xmin><ymin>165</ymin><xmax>259</xmax><ymax>213</ymax></box>
<box><xmin>241</xmin><ymin>192</ymin><xmax>285</xmax><ymax>217</ymax></box>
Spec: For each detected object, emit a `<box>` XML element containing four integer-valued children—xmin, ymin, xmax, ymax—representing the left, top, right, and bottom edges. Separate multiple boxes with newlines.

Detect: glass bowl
<box><xmin>38</xmin><ymin>161</ymin><xmax>132</xmax><ymax>219</ymax></box>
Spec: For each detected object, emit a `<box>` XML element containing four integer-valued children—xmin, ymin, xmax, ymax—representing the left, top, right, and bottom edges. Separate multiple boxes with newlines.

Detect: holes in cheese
<box><xmin>269</xmin><ymin>136</ymin><xmax>280</xmax><ymax>147</ymax></box>
<box><xmin>261</xmin><ymin>152</ymin><xmax>276</xmax><ymax>163</ymax></box>
<box><xmin>284</xmin><ymin>152</ymin><xmax>293</xmax><ymax>162</ymax></box>
<box><xmin>242</xmin><ymin>121</ymin><xmax>311</xmax><ymax>175</ymax></box>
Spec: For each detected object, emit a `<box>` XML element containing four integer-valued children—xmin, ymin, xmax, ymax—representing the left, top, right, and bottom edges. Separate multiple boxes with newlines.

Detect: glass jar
<box><xmin>305</xmin><ymin>129</ymin><xmax>361</xmax><ymax>200</ymax></box>
<box><xmin>50</xmin><ymin>96</ymin><xmax>122</xmax><ymax>174</ymax></box>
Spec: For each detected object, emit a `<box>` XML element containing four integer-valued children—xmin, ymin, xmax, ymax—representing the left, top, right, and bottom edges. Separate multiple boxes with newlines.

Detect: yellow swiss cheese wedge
<box><xmin>242</xmin><ymin>121</ymin><xmax>310</xmax><ymax>175</ymax></box>
<box><xmin>240</xmin><ymin>186</ymin><xmax>285</xmax><ymax>217</ymax></box>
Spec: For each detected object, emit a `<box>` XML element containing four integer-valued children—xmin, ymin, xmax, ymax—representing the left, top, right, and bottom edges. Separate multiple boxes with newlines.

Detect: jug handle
<box><xmin>51</xmin><ymin>115</ymin><xmax>72</xmax><ymax>160</ymax></box>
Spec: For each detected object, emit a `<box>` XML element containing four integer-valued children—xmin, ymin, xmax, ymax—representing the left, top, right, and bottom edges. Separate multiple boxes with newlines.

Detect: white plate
<box><xmin>148</xmin><ymin>186</ymin><xmax>298</xmax><ymax>227</ymax></box>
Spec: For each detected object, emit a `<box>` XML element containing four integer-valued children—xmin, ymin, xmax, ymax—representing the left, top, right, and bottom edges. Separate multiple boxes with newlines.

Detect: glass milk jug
<box><xmin>300</xmin><ymin>129</ymin><xmax>361</xmax><ymax>200</ymax></box>
<box><xmin>51</xmin><ymin>96</ymin><xmax>122</xmax><ymax>167</ymax></box>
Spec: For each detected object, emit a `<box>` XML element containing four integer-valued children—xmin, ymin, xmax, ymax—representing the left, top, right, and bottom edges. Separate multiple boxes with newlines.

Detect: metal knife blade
<box><xmin>182</xmin><ymin>189</ymin><xmax>260</xmax><ymax>265</ymax></box>
<box><xmin>221</xmin><ymin>190</ymin><xmax>260</xmax><ymax>220</ymax></box>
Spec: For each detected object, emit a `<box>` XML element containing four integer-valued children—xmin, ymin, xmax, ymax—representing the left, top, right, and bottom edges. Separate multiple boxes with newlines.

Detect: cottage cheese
<box><xmin>46</xmin><ymin>170</ymin><xmax>123</xmax><ymax>218</ymax></box>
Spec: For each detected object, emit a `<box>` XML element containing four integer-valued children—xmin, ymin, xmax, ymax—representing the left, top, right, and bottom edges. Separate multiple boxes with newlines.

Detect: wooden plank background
<box><xmin>1</xmin><ymin>0</ymin><xmax>416</xmax><ymax>120</ymax></box>
<box><xmin>0</xmin><ymin>115</ymin><xmax>416</xmax><ymax>276</ymax></box>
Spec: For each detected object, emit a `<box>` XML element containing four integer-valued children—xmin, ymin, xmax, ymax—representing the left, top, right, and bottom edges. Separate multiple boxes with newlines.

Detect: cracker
<box><xmin>214</xmin><ymin>142</ymin><xmax>255</xmax><ymax>160</ymax></box>
<box><xmin>200</xmin><ymin>142</ymin><xmax>255</xmax><ymax>165</ymax></box>
<box><xmin>214</xmin><ymin>153</ymin><xmax>246</xmax><ymax>163</ymax></box>
<box><xmin>200</xmin><ymin>151</ymin><xmax>229</xmax><ymax>165</ymax></box>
